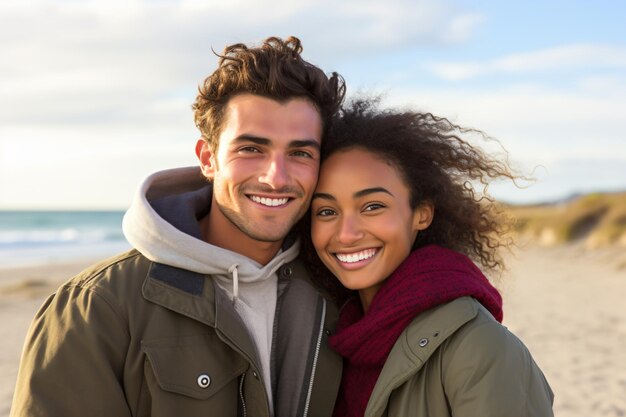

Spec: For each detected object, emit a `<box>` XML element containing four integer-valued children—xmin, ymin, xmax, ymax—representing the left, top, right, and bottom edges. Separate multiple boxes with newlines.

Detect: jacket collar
<box><xmin>365</xmin><ymin>296</ymin><xmax>479</xmax><ymax>417</ymax></box>
<box><xmin>142</xmin><ymin>262</ymin><xmax>216</xmax><ymax>325</ymax></box>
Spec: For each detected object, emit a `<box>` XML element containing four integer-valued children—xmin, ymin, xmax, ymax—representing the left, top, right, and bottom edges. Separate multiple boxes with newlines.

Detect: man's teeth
<box><xmin>250</xmin><ymin>195</ymin><xmax>289</xmax><ymax>207</ymax></box>
<box><xmin>335</xmin><ymin>249</ymin><xmax>377</xmax><ymax>263</ymax></box>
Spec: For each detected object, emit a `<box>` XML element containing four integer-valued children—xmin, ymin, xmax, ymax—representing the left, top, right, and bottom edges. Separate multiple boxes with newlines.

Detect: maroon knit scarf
<box><xmin>329</xmin><ymin>244</ymin><xmax>503</xmax><ymax>417</ymax></box>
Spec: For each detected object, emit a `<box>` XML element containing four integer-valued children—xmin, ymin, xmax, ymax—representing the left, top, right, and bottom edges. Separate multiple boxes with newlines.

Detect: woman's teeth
<box><xmin>335</xmin><ymin>248</ymin><xmax>377</xmax><ymax>263</ymax></box>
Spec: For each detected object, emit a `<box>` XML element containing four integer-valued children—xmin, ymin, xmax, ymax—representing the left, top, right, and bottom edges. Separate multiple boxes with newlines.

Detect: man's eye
<box><xmin>239</xmin><ymin>146</ymin><xmax>260</xmax><ymax>153</ymax></box>
<box><xmin>292</xmin><ymin>150</ymin><xmax>313</xmax><ymax>158</ymax></box>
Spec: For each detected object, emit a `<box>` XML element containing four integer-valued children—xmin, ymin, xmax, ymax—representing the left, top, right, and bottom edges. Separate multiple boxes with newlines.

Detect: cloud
<box><xmin>6</xmin><ymin>1</ymin><xmax>625</xmax><ymax>208</ymax></box>
<box><xmin>0</xmin><ymin>128</ymin><xmax>198</xmax><ymax>209</ymax></box>
<box><xmin>489</xmin><ymin>157</ymin><xmax>626</xmax><ymax>204</ymax></box>
<box><xmin>0</xmin><ymin>0</ymin><xmax>483</xmax><ymax>128</ymax></box>
<box><xmin>382</xmin><ymin>81</ymin><xmax>626</xmax><ymax>165</ymax></box>
<box><xmin>384</xmin><ymin>79</ymin><xmax>626</xmax><ymax>204</ymax></box>
<box><xmin>0</xmin><ymin>0</ymin><xmax>488</xmax><ymax>208</ymax></box>
<box><xmin>427</xmin><ymin>44</ymin><xmax>626</xmax><ymax>81</ymax></box>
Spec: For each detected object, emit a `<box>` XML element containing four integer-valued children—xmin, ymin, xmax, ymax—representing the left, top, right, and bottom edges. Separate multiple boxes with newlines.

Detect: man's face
<box><xmin>198</xmin><ymin>94</ymin><xmax>323</xmax><ymax>244</ymax></box>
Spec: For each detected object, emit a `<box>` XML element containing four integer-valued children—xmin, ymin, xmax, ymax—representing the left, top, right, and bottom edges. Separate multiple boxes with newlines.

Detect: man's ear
<box><xmin>412</xmin><ymin>202</ymin><xmax>434</xmax><ymax>232</ymax></box>
<box><xmin>196</xmin><ymin>139</ymin><xmax>216</xmax><ymax>179</ymax></box>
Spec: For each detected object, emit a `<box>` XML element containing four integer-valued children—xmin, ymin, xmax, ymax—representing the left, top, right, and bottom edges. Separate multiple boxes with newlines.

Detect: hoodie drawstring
<box><xmin>228</xmin><ymin>264</ymin><xmax>239</xmax><ymax>302</ymax></box>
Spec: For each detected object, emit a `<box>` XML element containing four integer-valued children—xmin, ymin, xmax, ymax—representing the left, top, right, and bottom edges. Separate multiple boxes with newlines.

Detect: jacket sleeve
<box><xmin>11</xmin><ymin>284</ymin><xmax>132</xmax><ymax>417</ymax></box>
<box><xmin>442</xmin><ymin>320</ymin><xmax>554</xmax><ymax>417</ymax></box>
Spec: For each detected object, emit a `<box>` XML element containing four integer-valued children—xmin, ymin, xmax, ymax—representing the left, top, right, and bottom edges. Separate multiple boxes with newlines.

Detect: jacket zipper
<box><xmin>302</xmin><ymin>298</ymin><xmax>326</xmax><ymax>417</ymax></box>
<box><xmin>239</xmin><ymin>373</ymin><xmax>247</xmax><ymax>417</ymax></box>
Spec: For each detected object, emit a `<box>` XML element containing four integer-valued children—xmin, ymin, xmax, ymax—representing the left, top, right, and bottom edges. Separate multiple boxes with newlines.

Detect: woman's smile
<box><xmin>333</xmin><ymin>247</ymin><xmax>379</xmax><ymax>268</ymax></box>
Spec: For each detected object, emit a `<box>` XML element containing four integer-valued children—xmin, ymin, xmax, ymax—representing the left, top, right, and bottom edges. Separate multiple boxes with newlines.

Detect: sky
<box><xmin>1</xmin><ymin>0</ymin><xmax>625</xmax><ymax>209</ymax></box>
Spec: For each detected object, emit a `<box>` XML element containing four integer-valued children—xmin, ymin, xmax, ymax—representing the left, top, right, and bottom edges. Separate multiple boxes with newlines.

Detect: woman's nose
<box><xmin>336</xmin><ymin>216</ymin><xmax>364</xmax><ymax>244</ymax></box>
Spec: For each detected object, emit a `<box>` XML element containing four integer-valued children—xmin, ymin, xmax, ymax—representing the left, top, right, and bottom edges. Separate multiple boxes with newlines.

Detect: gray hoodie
<box><xmin>122</xmin><ymin>166</ymin><xmax>299</xmax><ymax>415</ymax></box>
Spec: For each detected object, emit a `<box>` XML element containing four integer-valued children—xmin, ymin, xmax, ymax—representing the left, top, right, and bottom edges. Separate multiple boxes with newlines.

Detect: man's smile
<box><xmin>248</xmin><ymin>195</ymin><xmax>291</xmax><ymax>207</ymax></box>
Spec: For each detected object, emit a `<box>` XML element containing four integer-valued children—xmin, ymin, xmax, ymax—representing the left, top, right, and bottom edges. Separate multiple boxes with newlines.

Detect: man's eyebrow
<box><xmin>312</xmin><ymin>187</ymin><xmax>393</xmax><ymax>202</ymax></box>
<box><xmin>289</xmin><ymin>139</ymin><xmax>320</xmax><ymax>151</ymax></box>
<box><xmin>232</xmin><ymin>135</ymin><xmax>270</xmax><ymax>145</ymax></box>
<box><xmin>231</xmin><ymin>135</ymin><xmax>320</xmax><ymax>151</ymax></box>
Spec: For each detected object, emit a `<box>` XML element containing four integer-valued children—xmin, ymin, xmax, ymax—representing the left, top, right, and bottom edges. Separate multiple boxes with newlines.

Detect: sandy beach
<box><xmin>1</xmin><ymin>245</ymin><xmax>625</xmax><ymax>416</ymax></box>
<box><xmin>502</xmin><ymin>244</ymin><xmax>626</xmax><ymax>417</ymax></box>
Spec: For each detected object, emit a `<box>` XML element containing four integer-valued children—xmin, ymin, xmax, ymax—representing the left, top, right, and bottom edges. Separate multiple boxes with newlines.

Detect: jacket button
<box><xmin>282</xmin><ymin>266</ymin><xmax>293</xmax><ymax>277</ymax></box>
<box><xmin>252</xmin><ymin>371</ymin><xmax>259</xmax><ymax>379</ymax></box>
<box><xmin>197</xmin><ymin>374</ymin><xmax>211</xmax><ymax>388</ymax></box>
<box><xmin>419</xmin><ymin>338</ymin><xmax>429</xmax><ymax>347</ymax></box>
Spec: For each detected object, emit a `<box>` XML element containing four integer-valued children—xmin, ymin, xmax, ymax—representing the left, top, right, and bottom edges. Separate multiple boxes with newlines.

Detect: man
<box><xmin>11</xmin><ymin>36</ymin><xmax>345</xmax><ymax>417</ymax></box>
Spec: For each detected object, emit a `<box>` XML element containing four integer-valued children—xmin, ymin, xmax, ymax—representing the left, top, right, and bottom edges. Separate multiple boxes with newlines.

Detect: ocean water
<box><xmin>0</xmin><ymin>210</ymin><xmax>131</xmax><ymax>267</ymax></box>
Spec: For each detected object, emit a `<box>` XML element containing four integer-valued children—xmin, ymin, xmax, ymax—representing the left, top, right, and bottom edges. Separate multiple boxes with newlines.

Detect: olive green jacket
<box><xmin>364</xmin><ymin>297</ymin><xmax>554</xmax><ymax>417</ymax></box>
<box><xmin>11</xmin><ymin>250</ymin><xmax>342</xmax><ymax>417</ymax></box>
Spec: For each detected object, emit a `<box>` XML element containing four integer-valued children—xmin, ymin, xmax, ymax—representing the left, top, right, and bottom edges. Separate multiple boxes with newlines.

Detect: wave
<box><xmin>0</xmin><ymin>211</ymin><xmax>130</xmax><ymax>267</ymax></box>
<box><xmin>0</xmin><ymin>228</ymin><xmax>125</xmax><ymax>247</ymax></box>
<box><xmin>0</xmin><ymin>210</ymin><xmax>126</xmax><ymax>248</ymax></box>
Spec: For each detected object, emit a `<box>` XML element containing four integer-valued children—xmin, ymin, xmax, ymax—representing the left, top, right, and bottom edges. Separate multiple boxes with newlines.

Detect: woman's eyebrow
<box><xmin>353</xmin><ymin>187</ymin><xmax>393</xmax><ymax>198</ymax></box>
<box><xmin>312</xmin><ymin>192</ymin><xmax>336</xmax><ymax>201</ymax></box>
<box><xmin>312</xmin><ymin>187</ymin><xmax>393</xmax><ymax>202</ymax></box>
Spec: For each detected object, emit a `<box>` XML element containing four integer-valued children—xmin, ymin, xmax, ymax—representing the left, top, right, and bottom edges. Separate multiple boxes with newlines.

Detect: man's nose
<box><xmin>258</xmin><ymin>154</ymin><xmax>289</xmax><ymax>190</ymax></box>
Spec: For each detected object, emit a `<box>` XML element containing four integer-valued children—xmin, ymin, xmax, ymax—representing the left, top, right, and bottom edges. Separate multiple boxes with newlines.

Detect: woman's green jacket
<box><xmin>364</xmin><ymin>296</ymin><xmax>554</xmax><ymax>417</ymax></box>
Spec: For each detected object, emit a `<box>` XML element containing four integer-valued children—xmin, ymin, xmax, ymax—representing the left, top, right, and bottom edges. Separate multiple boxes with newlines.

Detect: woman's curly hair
<box><xmin>299</xmin><ymin>99</ymin><xmax>518</xmax><ymax>304</ymax></box>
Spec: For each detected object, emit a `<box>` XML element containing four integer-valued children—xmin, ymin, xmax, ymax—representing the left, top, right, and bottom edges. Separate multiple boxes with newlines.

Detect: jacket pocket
<box><xmin>142</xmin><ymin>333</ymin><xmax>249</xmax><ymax>400</ymax></box>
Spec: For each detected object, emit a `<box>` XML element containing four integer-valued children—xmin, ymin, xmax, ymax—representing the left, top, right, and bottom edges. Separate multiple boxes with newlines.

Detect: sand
<box><xmin>1</xmin><ymin>245</ymin><xmax>625</xmax><ymax>416</ymax></box>
<box><xmin>501</xmin><ymin>244</ymin><xmax>626</xmax><ymax>417</ymax></box>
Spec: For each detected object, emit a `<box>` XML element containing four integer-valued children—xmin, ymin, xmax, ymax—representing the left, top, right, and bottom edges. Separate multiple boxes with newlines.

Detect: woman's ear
<box><xmin>412</xmin><ymin>202</ymin><xmax>434</xmax><ymax>232</ymax></box>
<box><xmin>196</xmin><ymin>138</ymin><xmax>216</xmax><ymax>180</ymax></box>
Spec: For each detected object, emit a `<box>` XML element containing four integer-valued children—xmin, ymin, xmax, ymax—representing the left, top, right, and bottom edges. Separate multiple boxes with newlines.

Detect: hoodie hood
<box><xmin>122</xmin><ymin>166</ymin><xmax>300</xmax><ymax>285</ymax></box>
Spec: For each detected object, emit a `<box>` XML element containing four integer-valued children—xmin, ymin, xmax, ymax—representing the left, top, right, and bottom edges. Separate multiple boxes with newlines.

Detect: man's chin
<box><xmin>246</xmin><ymin>214</ymin><xmax>302</xmax><ymax>240</ymax></box>
<box><xmin>242</xmin><ymin>227</ymin><xmax>291</xmax><ymax>243</ymax></box>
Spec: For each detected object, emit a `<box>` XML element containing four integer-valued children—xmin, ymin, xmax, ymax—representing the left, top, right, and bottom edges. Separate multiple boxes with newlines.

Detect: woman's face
<box><xmin>311</xmin><ymin>148</ymin><xmax>432</xmax><ymax>309</ymax></box>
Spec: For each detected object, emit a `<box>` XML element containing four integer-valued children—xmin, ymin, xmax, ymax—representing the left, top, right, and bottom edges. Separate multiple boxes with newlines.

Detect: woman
<box><xmin>305</xmin><ymin>101</ymin><xmax>554</xmax><ymax>417</ymax></box>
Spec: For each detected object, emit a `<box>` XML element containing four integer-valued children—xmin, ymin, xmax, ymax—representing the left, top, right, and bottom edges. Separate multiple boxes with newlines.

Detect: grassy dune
<box><xmin>506</xmin><ymin>191</ymin><xmax>626</xmax><ymax>249</ymax></box>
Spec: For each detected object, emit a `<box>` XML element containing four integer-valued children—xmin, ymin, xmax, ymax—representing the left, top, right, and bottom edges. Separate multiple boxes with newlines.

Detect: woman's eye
<box><xmin>363</xmin><ymin>203</ymin><xmax>385</xmax><ymax>212</ymax></box>
<box><xmin>316</xmin><ymin>208</ymin><xmax>336</xmax><ymax>217</ymax></box>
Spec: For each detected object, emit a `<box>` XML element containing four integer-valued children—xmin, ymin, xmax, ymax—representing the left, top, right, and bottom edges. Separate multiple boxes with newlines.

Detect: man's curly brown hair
<box><xmin>298</xmin><ymin>99</ymin><xmax>518</xmax><ymax>304</ymax></box>
<box><xmin>193</xmin><ymin>36</ymin><xmax>346</xmax><ymax>150</ymax></box>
